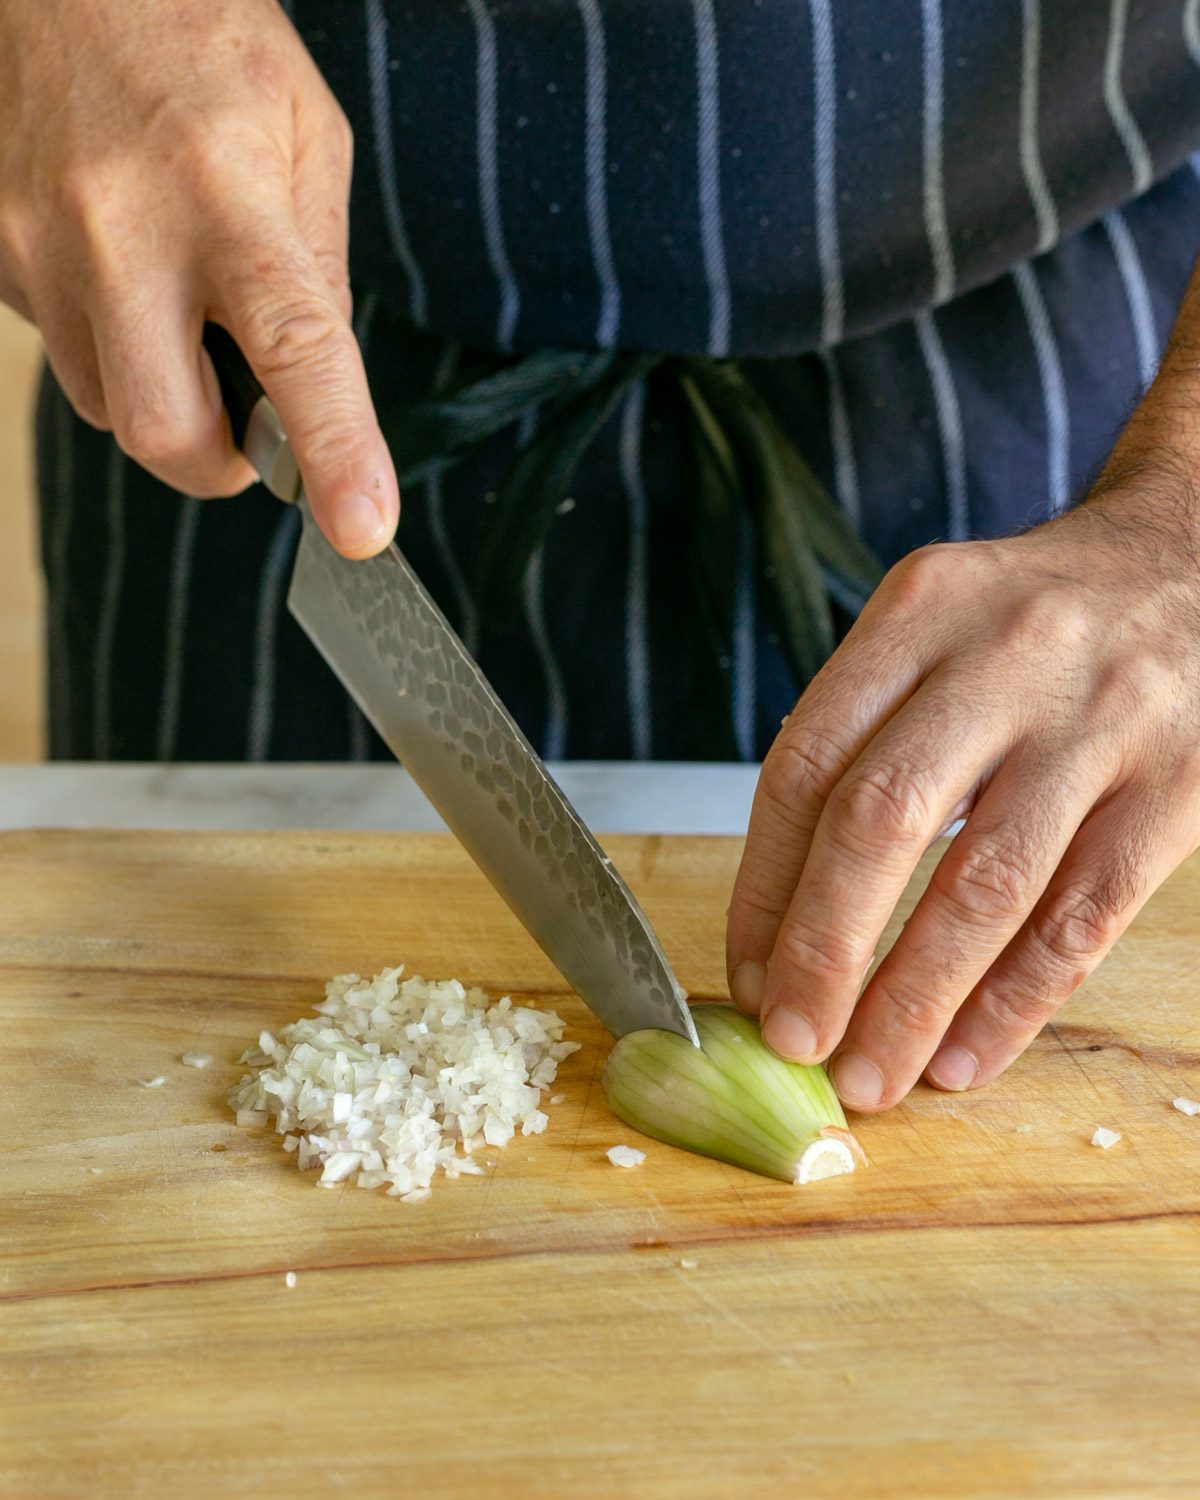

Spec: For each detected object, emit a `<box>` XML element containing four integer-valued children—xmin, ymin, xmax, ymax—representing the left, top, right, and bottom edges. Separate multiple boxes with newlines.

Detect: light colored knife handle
<box><xmin>242</xmin><ymin>399</ymin><xmax>302</xmax><ymax>504</ymax></box>
<box><xmin>203</xmin><ymin>322</ymin><xmax>302</xmax><ymax>505</ymax></box>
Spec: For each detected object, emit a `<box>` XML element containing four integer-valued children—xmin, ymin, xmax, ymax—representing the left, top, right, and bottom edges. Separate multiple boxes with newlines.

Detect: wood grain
<box><xmin>0</xmin><ymin>305</ymin><xmax>44</xmax><ymax>762</ymax></box>
<box><xmin>2</xmin><ymin>829</ymin><xmax>1198</xmax><ymax>1497</ymax></box>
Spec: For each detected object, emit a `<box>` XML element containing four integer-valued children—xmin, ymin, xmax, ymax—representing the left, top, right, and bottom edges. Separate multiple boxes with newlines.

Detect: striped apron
<box><xmin>36</xmin><ymin>0</ymin><xmax>1200</xmax><ymax>762</ymax></box>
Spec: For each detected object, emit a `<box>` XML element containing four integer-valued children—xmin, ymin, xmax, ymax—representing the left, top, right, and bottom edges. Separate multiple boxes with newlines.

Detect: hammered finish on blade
<box><xmin>288</xmin><ymin>503</ymin><xmax>698</xmax><ymax>1046</ymax></box>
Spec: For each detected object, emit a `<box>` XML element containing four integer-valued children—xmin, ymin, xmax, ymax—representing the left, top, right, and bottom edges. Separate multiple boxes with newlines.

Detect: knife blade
<box><xmin>203</xmin><ymin>325</ymin><xmax>698</xmax><ymax>1046</ymax></box>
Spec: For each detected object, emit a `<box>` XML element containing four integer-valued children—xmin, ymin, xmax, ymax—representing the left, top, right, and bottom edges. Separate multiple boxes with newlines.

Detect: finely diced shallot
<box><xmin>1172</xmin><ymin>1097</ymin><xmax>1200</xmax><ymax>1117</ymax></box>
<box><xmin>1091</xmin><ymin>1126</ymin><xmax>1122</xmax><ymax>1149</ymax></box>
<box><xmin>227</xmin><ymin>966</ymin><xmax>578</xmax><ymax>1203</ymax></box>
<box><xmin>607</xmin><ymin>1145</ymin><xmax>646</xmax><ymax>1169</ymax></box>
<box><xmin>181</xmin><ymin>1053</ymin><xmax>212</xmax><ymax>1069</ymax></box>
<box><xmin>138</xmin><ymin>1076</ymin><xmax>167</xmax><ymax>1089</ymax></box>
<box><xmin>319</xmin><ymin>1152</ymin><xmax>362</xmax><ymax>1185</ymax></box>
<box><xmin>284</xmin><ymin>1272</ymin><xmax>297</xmax><ymax>1289</ymax></box>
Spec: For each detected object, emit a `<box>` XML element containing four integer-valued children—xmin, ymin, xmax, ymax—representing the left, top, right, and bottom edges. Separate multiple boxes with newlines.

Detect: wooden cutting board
<box><xmin>1</xmin><ymin>828</ymin><xmax>1198</xmax><ymax>1498</ymax></box>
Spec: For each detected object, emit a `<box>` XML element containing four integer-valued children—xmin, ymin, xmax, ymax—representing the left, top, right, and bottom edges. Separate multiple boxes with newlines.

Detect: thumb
<box><xmin>217</xmin><ymin>215</ymin><xmax>398</xmax><ymax>559</ymax></box>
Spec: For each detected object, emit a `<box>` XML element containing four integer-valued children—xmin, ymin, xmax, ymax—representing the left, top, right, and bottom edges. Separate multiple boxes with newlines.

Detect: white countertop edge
<box><xmin>0</xmin><ymin>762</ymin><xmax>759</xmax><ymax>837</ymax></box>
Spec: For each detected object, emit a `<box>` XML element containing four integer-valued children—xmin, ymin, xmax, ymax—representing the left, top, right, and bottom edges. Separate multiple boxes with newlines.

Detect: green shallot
<box><xmin>603</xmin><ymin>1004</ymin><xmax>864</xmax><ymax>1185</ymax></box>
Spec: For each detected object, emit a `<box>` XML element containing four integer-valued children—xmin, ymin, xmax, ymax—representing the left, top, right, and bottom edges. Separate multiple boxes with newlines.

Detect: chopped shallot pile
<box><xmin>228</xmin><ymin>967</ymin><xmax>579</xmax><ymax>1201</ymax></box>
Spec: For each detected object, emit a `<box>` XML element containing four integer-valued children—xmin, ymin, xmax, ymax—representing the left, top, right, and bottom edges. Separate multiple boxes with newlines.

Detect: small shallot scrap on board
<box><xmin>607</xmin><ymin>1145</ymin><xmax>646</xmax><ymax>1169</ymax></box>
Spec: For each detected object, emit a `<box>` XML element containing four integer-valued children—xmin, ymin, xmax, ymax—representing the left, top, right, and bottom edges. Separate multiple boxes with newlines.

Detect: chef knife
<box><xmin>203</xmin><ymin>324</ymin><xmax>698</xmax><ymax>1047</ymax></box>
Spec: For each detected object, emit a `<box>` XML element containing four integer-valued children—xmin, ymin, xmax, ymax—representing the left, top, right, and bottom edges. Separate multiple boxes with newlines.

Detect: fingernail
<box><xmin>331</xmin><ymin>492</ymin><xmax>389</xmax><ymax>553</ymax></box>
<box><xmin>729</xmin><ymin>961</ymin><xmax>766</xmax><ymax>1015</ymax></box>
<box><xmin>762</xmin><ymin>1005</ymin><xmax>818</xmax><ymax>1063</ymax></box>
<box><xmin>831</xmin><ymin>1051</ymin><xmax>884</xmax><ymax>1108</ymax></box>
<box><xmin>927</xmin><ymin>1044</ymin><xmax>979</xmax><ymax>1092</ymax></box>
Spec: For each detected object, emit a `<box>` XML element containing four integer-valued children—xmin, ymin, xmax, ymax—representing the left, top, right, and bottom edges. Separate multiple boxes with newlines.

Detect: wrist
<box><xmin>1082</xmin><ymin>273</ymin><xmax>1200</xmax><ymax>563</ymax></box>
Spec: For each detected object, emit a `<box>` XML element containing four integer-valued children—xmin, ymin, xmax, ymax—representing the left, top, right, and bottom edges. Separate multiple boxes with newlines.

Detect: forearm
<box><xmin>1097</xmin><ymin>259</ymin><xmax>1200</xmax><ymax>485</ymax></box>
<box><xmin>1075</xmin><ymin>258</ymin><xmax>1200</xmax><ymax>569</ymax></box>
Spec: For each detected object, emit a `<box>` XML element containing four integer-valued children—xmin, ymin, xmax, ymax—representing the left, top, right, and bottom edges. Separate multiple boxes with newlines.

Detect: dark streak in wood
<box><xmin>0</xmin><ymin>959</ymin><xmax>575</xmax><ymax>1002</ymax></box>
<box><xmin>4</xmin><ymin>1205</ymin><xmax>1197</xmax><ymax>1308</ymax></box>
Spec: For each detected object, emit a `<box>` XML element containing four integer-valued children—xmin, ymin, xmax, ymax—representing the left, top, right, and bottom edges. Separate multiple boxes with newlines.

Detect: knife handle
<box><xmin>203</xmin><ymin>323</ymin><xmax>302</xmax><ymax>504</ymax></box>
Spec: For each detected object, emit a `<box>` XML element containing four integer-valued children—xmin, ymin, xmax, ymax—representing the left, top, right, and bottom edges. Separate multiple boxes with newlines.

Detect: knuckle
<box><xmin>977</xmin><ymin>977</ymin><xmax>1060</xmax><ymax>1034</ymax></box>
<box><xmin>241</xmin><ymin>296</ymin><xmax>346</xmax><ymax>376</ymax></box>
<box><xmin>729</xmin><ymin>876</ymin><xmax>787</xmax><ymax>928</ymax></box>
<box><xmin>772</xmin><ymin>922</ymin><xmax>858</xmax><ymax>983</ymax></box>
<box><xmin>834</xmin><ymin>763</ymin><xmax>932</xmax><ymax>846</ymax></box>
<box><xmin>874</xmin><ymin>977</ymin><xmax>947</xmax><ymax>1037</ymax></box>
<box><xmin>115</xmin><ymin>408</ymin><xmax>201</xmax><ymax>471</ymax></box>
<box><xmin>1106</xmin><ymin>649</ymin><xmax>1182</xmax><ymax>722</ymax></box>
<box><xmin>1002</xmin><ymin>588</ymin><xmax>1090</xmax><ymax>657</ymax></box>
<box><xmin>70</xmin><ymin>394</ymin><xmax>110</xmax><ymax>432</ymax></box>
<box><xmin>57</xmin><ymin>169</ymin><xmax>122</xmax><ymax>257</ymax></box>
<box><xmin>57</xmin><ymin>168</ymin><xmax>106</xmax><ymax>225</ymax></box>
<box><xmin>241</xmin><ymin>38</ymin><xmax>295</xmax><ymax>106</ymax></box>
<box><xmin>939</xmin><ymin>838</ymin><xmax>1037</xmax><ymax>925</ymax></box>
<box><xmin>883</xmin><ymin>542</ymin><xmax>959</xmax><ymax>612</ymax></box>
<box><xmin>1035</xmin><ymin>884</ymin><xmax>1120</xmax><ymax>969</ymax></box>
<box><xmin>759</xmin><ymin>728</ymin><xmax>848</xmax><ymax>817</ymax></box>
<box><xmin>73</xmin><ymin>393</ymin><xmax>111</xmax><ymax>432</ymax></box>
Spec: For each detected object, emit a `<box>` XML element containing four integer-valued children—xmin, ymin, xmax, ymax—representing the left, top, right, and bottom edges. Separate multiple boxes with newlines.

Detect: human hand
<box><xmin>0</xmin><ymin>0</ymin><xmax>397</xmax><ymax>557</ymax></box>
<box><xmin>725</xmin><ymin>284</ymin><xmax>1200</xmax><ymax>1110</ymax></box>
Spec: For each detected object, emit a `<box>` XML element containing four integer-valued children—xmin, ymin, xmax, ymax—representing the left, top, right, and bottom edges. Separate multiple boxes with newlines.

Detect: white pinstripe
<box><xmin>618</xmin><ymin>380</ymin><xmax>653</xmax><ymax>760</ymax></box>
<box><xmin>692</xmin><ymin>0</ymin><xmax>731</xmax><ymax>356</ymax></box>
<box><xmin>1192</xmin><ymin>152</ymin><xmax>1200</xmax><ymax>182</ymax></box>
<box><xmin>467</xmin><ymin>0</ymin><xmax>521</xmax><ymax>350</ymax></box>
<box><xmin>1012</xmin><ymin>261</ymin><xmax>1070</xmax><ymax>514</ymax></box>
<box><xmin>365</xmin><ymin>0</ymin><xmax>428</xmax><ymax>327</ymax></box>
<box><xmin>347</xmin><ymin>703</ymin><xmax>370</xmax><ymax>762</ymax></box>
<box><xmin>426</xmin><ymin>465</ymin><xmax>482</xmax><ymax>661</ymax></box>
<box><xmin>809</xmin><ymin>0</ymin><xmax>844</xmax><ymax>347</ymax></box>
<box><xmin>93</xmin><ymin>445</ymin><xmax>126</xmax><ymax>759</ymax></box>
<box><xmin>577</xmin><ymin>0</ymin><xmax>621</xmax><ymax>349</ymax></box>
<box><xmin>732</xmin><ymin>512</ymin><xmax>757</xmax><ymax>763</ymax></box>
<box><xmin>247</xmin><ymin>508</ymin><xmax>301</xmax><ymax>762</ymax></box>
<box><xmin>920</xmin><ymin>0</ymin><xmax>956</xmax><ymax>306</ymax></box>
<box><xmin>1187</xmin><ymin>0</ymin><xmax>1200</xmax><ymax>66</ymax></box>
<box><xmin>48</xmin><ymin>389</ymin><xmax>75</xmax><ymax>757</ymax></box>
<box><xmin>422</xmin><ymin>344</ymin><xmax>481</xmax><ymax>658</ymax></box>
<box><xmin>1019</xmin><ymin>0</ymin><xmax>1059</xmax><ymax>253</ymax></box>
<box><xmin>1103</xmin><ymin>208</ymin><xmax>1159</xmax><ymax>389</ymax></box>
<box><xmin>523</xmin><ymin>547</ymin><xmax>569</xmax><ymax>760</ymax></box>
<box><xmin>353</xmin><ymin>288</ymin><xmax>379</xmax><ymax>347</ymax></box>
<box><xmin>516</xmin><ymin>411</ymin><xmax>568</xmax><ymax>758</ymax></box>
<box><xmin>915</xmin><ymin>310</ymin><xmax>969</xmax><ymax>541</ymax></box>
<box><xmin>819</xmin><ymin>348</ymin><xmax>861</xmax><ymax>531</ymax></box>
<box><xmin>1104</xmin><ymin>0</ymin><xmax>1153</xmax><ymax>193</ymax></box>
<box><xmin>155</xmin><ymin>498</ymin><xmax>202</xmax><ymax>761</ymax></box>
